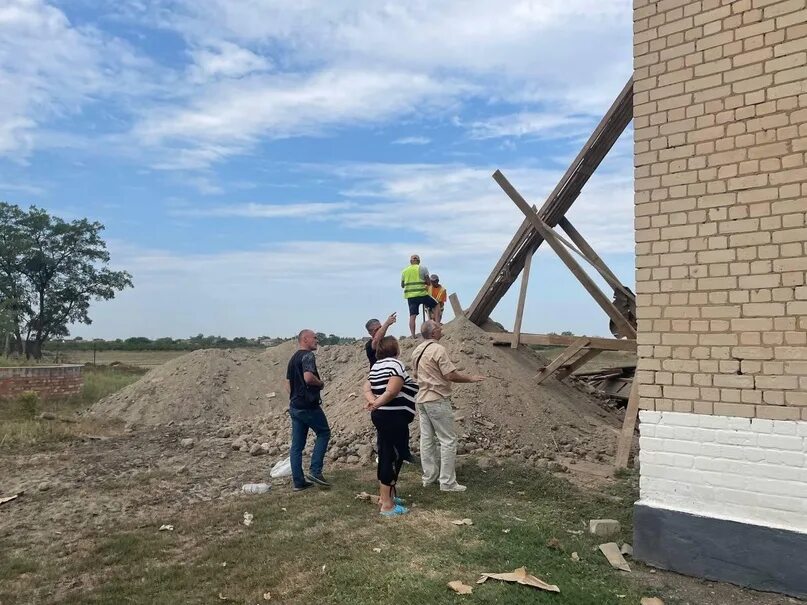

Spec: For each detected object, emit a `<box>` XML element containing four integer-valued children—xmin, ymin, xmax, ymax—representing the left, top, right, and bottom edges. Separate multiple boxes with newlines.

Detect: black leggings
<box><xmin>371</xmin><ymin>410</ymin><xmax>412</xmax><ymax>487</ymax></box>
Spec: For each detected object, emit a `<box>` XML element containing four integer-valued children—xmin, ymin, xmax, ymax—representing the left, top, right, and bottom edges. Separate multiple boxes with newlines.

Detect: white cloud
<box><xmin>468</xmin><ymin>112</ymin><xmax>593</xmax><ymax>140</ymax></box>
<box><xmin>0</xmin><ymin>0</ymin><xmax>160</xmax><ymax>157</ymax></box>
<box><xmin>392</xmin><ymin>136</ymin><xmax>431</xmax><ymax>145</ymax></box>
<box><xmin>172</xmin><ymin>201</ymin><xmax>355</xmax><ymax>219</ymax></box>
<box><xmin>188</xmin><ymin>41</ymin><xmax>271</xmax><ymax>81</ymax></box>
<box><xmin>134</xmin><ymin>68</ymin><xmax>471</xmax><ymax>168</ymax></box>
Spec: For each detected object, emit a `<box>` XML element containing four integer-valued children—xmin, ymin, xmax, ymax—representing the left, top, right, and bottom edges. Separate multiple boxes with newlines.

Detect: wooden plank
<box><xmin>555</xmin><ymin>348</ymin><xmax>604</xmax><ymax>380</ymax></box>
<box><xmin>558</xmin><ymin>217</ymin><xmax>634</xmax><ymax>300</ymax></box>
<box><xmin>615</xmin><ymin>378</ymin><xmax>640</xmax><ymax>469</ymax></box>
<box><xmin>488</xmin><ymin>331</ymin><xmax>636</xmax><ymax>352</ymax></box>
<box><xmin>466</xmin><ymin>77</ymin><xmax>633</xmax><ymax>325</ymax></box>
<box><xmin>448</xmin><ymin>293</ymin><xmax>464</xmax><ymax>318</ymax></box>
<box><xmin>494</xmin><ymin>170</ymin><xmax>638</xmax><ymax>340</ymax></box>
<box><xmin>535</xmin><ymin>338</ymin><xmax>590</xmax><ymax>384</ymax></box>
<box><xmin>511</xmin><ymin>252</ymin><xmax>533</xmax><ymax>348</ymax></box>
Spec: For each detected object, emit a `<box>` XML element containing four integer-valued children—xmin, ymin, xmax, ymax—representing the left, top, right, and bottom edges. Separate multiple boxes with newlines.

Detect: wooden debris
<box><xmin>599</xmin><ymin>543</ymin><xmax>631</xmax><ymax>572</ymax></box>
<box><xmin>477</xmin><ymin>566</ymin><xmax>560</xmax><ymax>593</ymax></box>
<box><xmin>448</xmin><ymin>581</ymin><xmax>473</xmax><ymax>595</ymax></box>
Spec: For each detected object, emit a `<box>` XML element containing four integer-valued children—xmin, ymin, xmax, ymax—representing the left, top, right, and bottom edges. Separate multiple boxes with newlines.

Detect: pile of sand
<box><xmin>91</xmin><ymin>317</ymin><xmax>620</xmax><ymax>461</ymax></box>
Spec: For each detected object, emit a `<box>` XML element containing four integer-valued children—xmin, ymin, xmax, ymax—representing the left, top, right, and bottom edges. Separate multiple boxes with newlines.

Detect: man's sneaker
<box><xmin>293</xmin><ymin>481</ymin><xmax>314</xmax><ymax>492</ymax></box>
<box><xmin>440</xmin><ymin>483</ymin><xmax>467</xmax><ymax>493</ymax></box>
<box><xmin>306</xmin><ymin>473</ymin><xmax>332</xmax><ymax>488</ymax></box>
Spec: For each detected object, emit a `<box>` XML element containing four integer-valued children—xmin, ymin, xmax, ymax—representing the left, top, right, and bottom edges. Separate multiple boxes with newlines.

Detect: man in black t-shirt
<box><xmin>285</xmin><ymin>329</ymin><xmax>331</xmax><ymax>491</ymax></box>
<box><xmin>364</xmin><ymin>312</ymin><xmax>396</xmax><ymax>367</ymax></box>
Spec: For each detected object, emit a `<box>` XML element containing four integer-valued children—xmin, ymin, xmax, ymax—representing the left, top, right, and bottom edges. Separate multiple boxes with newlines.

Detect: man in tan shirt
<box><xmin>411</xmin><ymin>320</ymin><xmax>485</xmax><ymax>492</ymax></box>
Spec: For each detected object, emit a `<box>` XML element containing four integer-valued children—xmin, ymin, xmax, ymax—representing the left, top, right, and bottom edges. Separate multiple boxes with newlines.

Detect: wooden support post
<box><xmin>555</xmin><ymin>348</ymin><xmax>603</xmax><ymax>380</ymax></box>
<box><xmin>558</xmin><ymin>217</ymin><xmax>634</xmax><ymax>301</ymax></box>
<box><xmin>615</xmin><ymin>378</ymin><xmax>640</xmax><ymax>469</ymax></box>
<box><xmin>535</xmin><ymin>338</ymin><xmax>590</xmax><ymax>384</ymax></box>
<box><xmin>449</xmin><ymin>293</ymin><xmax>464</xmax><ymax>318</ymax></box>
<box><xmin>511</xmin><ymin>252</ymin><xmax>533</xmax><ymax>348</ymax></box>
<box><xmin>493</xmin><ymin>170</ymin><xmax>637</xmax><ymax>340</ymax></box>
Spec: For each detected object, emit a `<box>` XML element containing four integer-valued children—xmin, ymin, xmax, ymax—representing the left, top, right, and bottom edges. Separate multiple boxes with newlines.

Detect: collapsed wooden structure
<box><xmin>457</xmin><ymin>77</ymin><xmax>640</xmax><ymax>468</ymax></box>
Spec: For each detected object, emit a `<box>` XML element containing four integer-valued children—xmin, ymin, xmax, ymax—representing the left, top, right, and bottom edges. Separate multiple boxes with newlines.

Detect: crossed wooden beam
<box><xmin>451</xmin><ymin>77</ymin><xmax>640</xmax><ymax>468</ymax></box>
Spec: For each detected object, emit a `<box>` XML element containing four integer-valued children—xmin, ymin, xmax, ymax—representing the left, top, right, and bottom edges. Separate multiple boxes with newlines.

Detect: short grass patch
<box><xmin>0</xmin><ymin>365</ymin><xmax>143</xmax><ymax>449</ymax></box>
<box><xmin>44</xmin><ymin>464</ymin><xmax>646</xmax><ymax>605</ymax></box>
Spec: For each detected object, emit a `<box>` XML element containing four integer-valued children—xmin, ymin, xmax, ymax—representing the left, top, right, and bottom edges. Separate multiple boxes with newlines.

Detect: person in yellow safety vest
<box><xmin>401</xmin><ymin>254</ymin><xmax>436</xmax><ymax>338</ymax></box>
<box><xmin>428</xmin><ymin>274</ymin><xmax>447</xmax><ymax>324</ymax></box>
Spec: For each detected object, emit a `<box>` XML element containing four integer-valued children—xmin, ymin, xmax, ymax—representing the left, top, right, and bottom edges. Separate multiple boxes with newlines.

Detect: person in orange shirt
<box><xmin>428</xmin><ymin>274</ymin><xmax>447</xmax><ymax>324</ymax></box>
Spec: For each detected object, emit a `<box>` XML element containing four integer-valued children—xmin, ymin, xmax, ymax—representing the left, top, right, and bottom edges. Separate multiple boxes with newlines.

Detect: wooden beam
<box><xmin>615</xmin><ymin>378</ymin><xmax>640</xmax><ymax>469</ymax></box>
<box><xmin>488</xmin><ymin>331</ymin><xmax>636</xmax><ymax>352</ymax></box>
<box><xmin>511</xmin><ymin>252</ymin><xmax>533</xmax><ymax>348</ymax></box>
<box><xmin>466</xmin><ymin>77</ymin><xmax>633</xmax><ymax>325</ymax></box>
<box><xmin>535</xmin><ymin>338</ymin><xmax>590</xmax><ymax>384</ymax></box>
<box><xmin>493</xmin><ymin>170</ymin><xmax>638</xmax><ymax>340</ymax></box>
<box><xmin>449</xmin><ymin>293</ymin><xmax>464</xmax><ymax>318</ymax></box>
<box><xmin>556</xmin><ymin>348</ymin><xmax>604</xmax><ymax>380</ymax></box>
<box><xmin>558</xmin><ymin>217</ymin><xmax>634</xmax><ymax>301</ymax></box>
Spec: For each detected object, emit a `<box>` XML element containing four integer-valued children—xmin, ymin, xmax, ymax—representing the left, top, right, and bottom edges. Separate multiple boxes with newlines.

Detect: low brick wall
<box><xmin>0</xmin><ymin>365</ymin><xmax>83</xmax><ymax>400</ymax></box>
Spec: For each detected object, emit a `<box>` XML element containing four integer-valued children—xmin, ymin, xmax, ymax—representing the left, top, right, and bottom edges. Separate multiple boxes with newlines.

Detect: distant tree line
<box><xmin>55</xmin><ymin>332</ymin><xmax>359</xmax><ymax>352</ymax></box>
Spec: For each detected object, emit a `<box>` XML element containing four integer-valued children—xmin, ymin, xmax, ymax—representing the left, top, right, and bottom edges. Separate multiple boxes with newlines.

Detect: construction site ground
<box><xmin>1</xmin><ymin>324</ymin><xmax>801</xmax><ymax>605</ymax></box>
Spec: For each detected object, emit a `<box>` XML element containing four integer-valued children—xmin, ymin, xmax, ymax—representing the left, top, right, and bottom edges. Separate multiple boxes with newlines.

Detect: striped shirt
<box><xmin>369</xmin><ymin>358</ymin><xmax>418</xmax><ymax>415</ymax></box>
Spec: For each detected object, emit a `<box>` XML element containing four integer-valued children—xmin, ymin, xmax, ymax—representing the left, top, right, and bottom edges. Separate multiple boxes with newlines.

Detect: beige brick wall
<box><xmin>633</xmin><ymin>0</ymin><xmax>807</xmax><ymax>420</ymax></box>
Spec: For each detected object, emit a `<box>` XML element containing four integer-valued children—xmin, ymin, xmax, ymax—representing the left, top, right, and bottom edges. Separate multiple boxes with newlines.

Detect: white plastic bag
<box><xmin>269</xmin><ymin>456</ymin><xmax>292</xmax><ymax>478</ymax></box>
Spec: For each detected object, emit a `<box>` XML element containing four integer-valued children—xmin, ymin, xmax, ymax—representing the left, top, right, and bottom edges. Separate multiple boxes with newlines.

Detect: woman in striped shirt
<box><xmin>363</xmin><ymin>336</ymin><xmax>418</xmax><ymax>516</ymax></box>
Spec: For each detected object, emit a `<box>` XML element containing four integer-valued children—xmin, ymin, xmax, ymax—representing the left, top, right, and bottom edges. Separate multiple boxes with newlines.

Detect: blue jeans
<box><xmin>289</xmin><ymin>406</ymin><xmax>331</xmax><ymax>487</ymax></box>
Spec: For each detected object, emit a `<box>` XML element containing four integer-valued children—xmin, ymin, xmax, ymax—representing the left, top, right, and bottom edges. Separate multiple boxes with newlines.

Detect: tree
<box><xmin>0</xmin><ymin>203</ymin><xmax>132</xmax><ymax>358</ymax></box>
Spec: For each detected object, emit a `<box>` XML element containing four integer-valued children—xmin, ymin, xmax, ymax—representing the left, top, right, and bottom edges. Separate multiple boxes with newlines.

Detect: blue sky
<box><xmin>0</xmin><ymin>0</ymin><xmax>634</xmax><ymax>339</ymax></box>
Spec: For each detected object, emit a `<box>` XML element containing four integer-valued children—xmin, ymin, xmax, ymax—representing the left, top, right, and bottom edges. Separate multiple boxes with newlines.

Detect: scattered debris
<box><xmin>267</xmin><ymin>392</ymin><xmax>277</xmax><ymax>399</ymax></box>
<box><xmin>243</xmin><ymin>512</ymin><xmax>254</xmax><ymax>527</ymax></box>
<box><xmin>355</xmin><ymin>491</ymin><xmax>381</xmax><ymax>505</ymax></box>
<box><xmin>242</xmin><ymin>483</ymin><xmax>271</xmax><ymax>494</ymax></box>
<box><xmin>346</xmin><ymin>392</ymin><xmax>357</xmax><ymax>399</ymax></box>
<box><xmin>372</xmin><ymin>547</ymin><xmax>382</xmax><ymax>553</ymax></box>
<box><xmin>573</xmin><ymin>366</ymin><xmax>634</xmax><ymax>402</ymax></box>
<box><xmin>598</xmin><ymin>543</ymin><xmax>631</xmax><ymax>572</ymax></box>
<box><xmin>452</xmin><ymin>518</ymin><xmax>474</xmax><ymax>526</ymax></box>
<box><xmin>620</xmin><ymin>543</ymin><xmax>633</xmax><ymax>557</ymax></box>
<box><xmin>571</xmin><ymin>552</ymin><xmax>580</xmax><ymax>562</ymax></box>
<box><xmin>502</xmin><ymin>529</ymin><xmax>511</xmax><ymax>534</ymax></box>
<box><xmin>641</xmin><ymin>598</ymin><xmax>664</xmax><ymax>605</ymax></box>
<box><xmin>269</xmin><ymin>457</ymin><xmax>291</xmax><ymax>478</ymax></box>
<box><xmin>546</xmin><ymin>537</ymin><xmax>562</xmax><ymax>551</ymax></box>
<box><xmin>180</xmin><ymin>438</ymin><xmax>195</xmax><ymax>448</ymax></box>
<box><xmin>565</xmin><ymin>529</ymin><xmax>583</xmax><ymax>535</ymax></box>
<box><xmin>504</xmin><ymin>515</ymin><xmax>526</xmax><ymax>522</ymax></box>
<box><xmin>218</xmin><ymin>593</ymin><xmax>229</xmax><ymax>601</ymax></box>
<box><xmin>0</xmin><ymin>494</ymin><xmax>20</xmax><ymax>506</ymax></box>
<box><xmin>448</xmin><ymin>580</ymin><xmax>473</xmax><ymax>595</ymax></box>
<box><xmin>589</xmin><ymin>519</ymin><xmax>620</xmax><ymax>538</ymax></box>
<box><xmin>159</xmin><ymin>524</ymin><xmax>174</xmax><ymax>531</ymax></box>
<box><xmin>477</xmin><ymin>567</ymin><xmax>559</xmax><ymax>593</ymax></box>
<box><xmin>263</xmin><ymin>592</ymin><xmax>272</xmax><ymax>601</ymax></box>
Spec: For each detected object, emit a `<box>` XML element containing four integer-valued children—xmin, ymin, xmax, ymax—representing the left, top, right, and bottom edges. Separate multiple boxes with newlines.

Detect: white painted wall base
<box><xmin>638</xmin><ymin>410</ymin><xmax>807</xmax><ymax>534</ymax></box>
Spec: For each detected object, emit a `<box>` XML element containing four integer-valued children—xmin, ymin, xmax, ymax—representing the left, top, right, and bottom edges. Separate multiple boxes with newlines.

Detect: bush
<box><xmin>17</xmin><ymin>390</ymin><xmax>40</xmax><ymax>419</ymax></box>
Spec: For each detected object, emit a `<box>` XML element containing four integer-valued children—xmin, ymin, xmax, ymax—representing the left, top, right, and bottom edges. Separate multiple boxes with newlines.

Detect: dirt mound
<box><xmin>91</xmin><ymin>318</ymin><xmax>620</xmax><ymax>461</ymax></box>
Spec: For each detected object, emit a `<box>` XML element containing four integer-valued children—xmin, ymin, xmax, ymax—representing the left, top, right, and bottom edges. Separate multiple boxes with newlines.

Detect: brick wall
<box><xmin>639</xmin><ymin>410</ymin><xmax>807</xmax><ymax>530</ymax></box>
<box><xmin>0</xmin><ymin>365</ymin><xmax>84</xmax><ymax>400</ymax></box>
<box><xmin>634</xmin><ymin>0</ymin><xmax>807</xmax><ymax>420</ymax></box>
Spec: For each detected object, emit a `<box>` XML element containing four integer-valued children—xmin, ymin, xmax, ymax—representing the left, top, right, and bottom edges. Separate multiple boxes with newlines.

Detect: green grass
<box><xmin>10</xmin><ymin>464</ymin><xmax>649</xmax><ymax>605</ymax></box>
<box><xmin>0</xmin><ymin>365</ymin><xmax>144</xmax><ymax>449</ymax></box>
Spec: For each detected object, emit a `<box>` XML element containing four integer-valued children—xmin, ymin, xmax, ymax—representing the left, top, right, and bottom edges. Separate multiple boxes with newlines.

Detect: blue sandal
<box><xmin>380</xmin><ymin>504</ymin><xmax>409</xmax><ymax>517</ymax></box>
<box><xmin>394</xmin><ymin>497</ymin><xmax>405</xmax><ymax>505</ymax></box>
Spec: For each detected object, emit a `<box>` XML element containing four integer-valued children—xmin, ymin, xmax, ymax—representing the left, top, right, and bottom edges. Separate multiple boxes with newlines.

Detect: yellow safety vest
<box><xmin>402</xmin><ymin>264</ymin><xmax>428</xmax><ymax>299</ymax></box>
